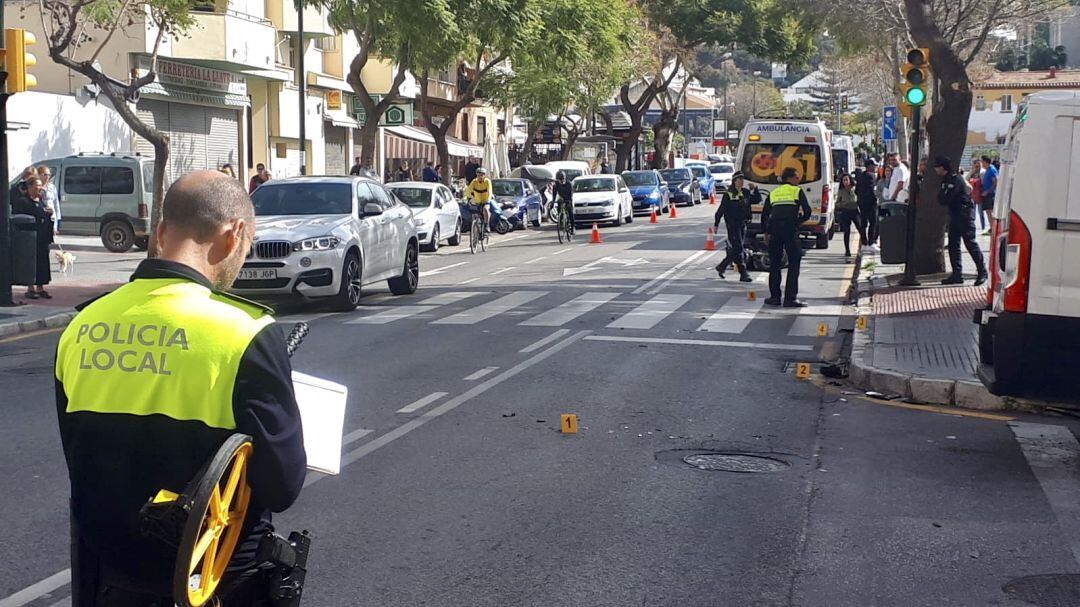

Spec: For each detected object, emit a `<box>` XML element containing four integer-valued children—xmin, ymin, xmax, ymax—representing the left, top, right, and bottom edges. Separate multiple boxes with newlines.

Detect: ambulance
<box><xmin>976</xmin><ymin>91</ymin><xmax>1080</xmax><ymax>401</ymax></box>
<box><xmin>736</xmin><ymin>117</ymin><xmax>836</xmax><ymax>249</ymax></box>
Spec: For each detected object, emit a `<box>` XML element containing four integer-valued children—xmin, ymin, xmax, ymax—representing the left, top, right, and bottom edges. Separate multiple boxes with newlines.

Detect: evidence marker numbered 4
<box><xmin>72</xmin><ymin>322</ymin><xmax>190</xmax><ymax>375</ymax></box>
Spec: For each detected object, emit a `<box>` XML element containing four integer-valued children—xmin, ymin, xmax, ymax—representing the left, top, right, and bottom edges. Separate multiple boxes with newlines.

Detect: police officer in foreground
<box><xmin>762</xmin><ymin>167</ymin><xmax>813</xmax><ymax>307</ymax></box>
<box><xmin>713</xmin><ymin>171</ymin><xmax>754</xmax><ymax>282</ymax></box>
<box><xmin>55</xmin><ymin>170</ymin><xmax>306</xmax><ymax>606</ymax></box>
<box><xmin>933</xmin><ymin>156</ymin><xmax>988</xmax><ymax>286</ymax></box>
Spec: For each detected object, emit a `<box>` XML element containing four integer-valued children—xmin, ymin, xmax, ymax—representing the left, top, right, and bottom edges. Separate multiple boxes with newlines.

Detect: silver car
<box><xmin>385</xmin><ymin>182</ymin><xmax>462</xmax><ymax>252</ymax></box>
<box><xmin>234</xmin><ymin>176</ymin><xmax>419</xmax><ymax>310</ymax></box>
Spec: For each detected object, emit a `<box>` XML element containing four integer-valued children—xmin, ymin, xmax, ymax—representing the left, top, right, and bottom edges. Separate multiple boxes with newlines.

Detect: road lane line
<box><xmin>397</xmin><ymin>391</ymin><xmax>450</xmax><ymax>413</ymax></box>
<box><xmin>346</xmin><ymin>305</ymin><xmax>436</xmax><ymax>324</ymax></box>
<box><xmin>697</xmin><ymin>296</ymin><xmax>764</xmax><ymax>333</ymax></box>
<box><xmin>491</xmin><ymin>266</ymin><xmax>516</xmax><ymax>275</ymax></box>
<box><xmin>418</xmin><ymin>291</ymin><xmax>484</xmax><ymax>306</ymax></box>
<box><xmin>789</xmin><ymin>316</ymin><xmax>839</xmax><ymax>337</ymax></box>
<box><xmin>632</xmin><ymin>250</ymin><xmax>707</xmax><ymax>295</ymax></box>
<box><xmin>342</xmin><ymin>427</ymin><xmax>375</xmax><ymax>445</ymax></box>
<box><xmin>459</xmin><ymin>277</ymin><xmax>481</xmax><ymax>284</ymax></box>
<box><xmin>0</xmin><ymin>569</ymin><xmax>71</xmax><ymax>607</ymax></box>
<box><xmin>520</xmin><ymin>329</ymin><xmax>571</xmax><ymax>353</ymax></box>
<box><xmin>583</xmin><ymin>335</ymin><xmax>814</xmax><ymax>351</ymax></box>
<box><xmin>336</xmin><ymin>331</ymin><xmax>590</xmax><ymax>469</ymax></box>
<box><xmin>551</xmin><ymin>247</ymin><xmax>573</xmax><ymax>256</ymax></box>
<box><xmin>463</xmin><ymin>367</ymin><xmax>499</xmax><ymax>381</ymax></box>
<box><xmin>519</xmin><ymin>292</ymin><xmax>618</xmax><ymax>327</ymax></box>
<box><xmin>418</xmin><ymin>261</ymin><xmax>469</xmax><ymax>277</ymax></box>
<box><xmin>532</xmin><ymin>255</ymin><xmax>549</xmax><ymax>262</ymax></box>
<box><xmin>608</xmin><ymin>294</ymin><xmax>693</xmax><ymax>330</ymax></box>
<box><xmin>432</xmin><ymin>291</ymin><xmax>547</xmax><ymax>325</ymax></box>
<box><xmin>1011</xmin><ymin>422</ymin><xmax>1080</xmax><ymax>567</ymax></box>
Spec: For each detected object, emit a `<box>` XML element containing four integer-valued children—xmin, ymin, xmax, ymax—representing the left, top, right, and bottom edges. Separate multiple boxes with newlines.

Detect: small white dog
<box><xmin>55</xmin><ymin>249</ymin><xmax>77</xmax><ymax>273</ymax></box>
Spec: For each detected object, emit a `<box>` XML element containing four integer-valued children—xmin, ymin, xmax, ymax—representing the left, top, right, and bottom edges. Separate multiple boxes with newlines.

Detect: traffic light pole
<box><xmin>899</xmin><ymin>104</ymin><xmax>921</xmax><ymax>287</ymax></box>
<box><xmin>0</xmin><ymin>0</ymin><xmax>12</xmax><ymax>306</ymax></box>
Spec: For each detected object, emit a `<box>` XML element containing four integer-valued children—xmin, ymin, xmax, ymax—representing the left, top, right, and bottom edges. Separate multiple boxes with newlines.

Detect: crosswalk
<box><xmin>340</xmin><ymin>288</ymin><xmax>849</xmax><ymax>337</ymax></box>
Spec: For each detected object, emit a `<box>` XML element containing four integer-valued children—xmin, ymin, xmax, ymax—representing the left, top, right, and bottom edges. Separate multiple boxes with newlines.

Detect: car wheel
<box><xmin>101</xmin><ymin>220</ymin><xmax>135</xmax><ymax>253</ymax></box>
<box><xmin>423</xmin><ymin>225</ymin><xmax>440</xmax><ymax>252</ymax></box>
<box><xmin>815</xmin><ymin>233</ymin><xmax>829</xmax><ymax>249</ymax></box>
<box><xmin>447</xmin><ymin>219</ymin><xmax>461</xmax><ymax>246</ymax></box>
<box><xmin>331</xmin><ymin>252</ymin><xmax>362</xmax><ymax>311</ymax></box>
<box><xmin>388</xmin><ymin>241</ymin><xmax>419</xmax><ymax>295</ymax></box>
<box><xmin>613</xmin><ymin>210</ymin><xmax>623</xmax><ymax>226</ymax></box>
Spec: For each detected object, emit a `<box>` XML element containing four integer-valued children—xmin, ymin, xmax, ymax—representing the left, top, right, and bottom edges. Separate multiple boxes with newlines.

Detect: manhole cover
<box><xmin>1003</xmin><ymin>574</ymin><xmax>1080</xmax><ymax>606</ymax></box>
<box><xmin>682</xmin><ymin>453</ymin><xmax>789</xmax><ymax>473</ymax></box>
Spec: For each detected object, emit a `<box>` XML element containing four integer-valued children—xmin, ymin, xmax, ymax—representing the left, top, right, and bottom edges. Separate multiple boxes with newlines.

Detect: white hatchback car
<box><xmin>572</xmin><ymin>174</ymin><xmax>634</xmax><ymax>226</ymax></box>
<box><xmin>235</xmin><ymin>176</ymin><xmax>419</xmax><ymax>311</ymax></box>
<box><xmin>386</xmin><ymin>182</ymin><xmax>462</xmax><ymax>252</ymax></box>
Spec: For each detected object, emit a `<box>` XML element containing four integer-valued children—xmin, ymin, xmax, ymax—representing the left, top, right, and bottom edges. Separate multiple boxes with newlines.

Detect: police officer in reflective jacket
<box><xmin>762</xmin><ymin>167</ymin><xmax>813</xmax><ymax>307</ymax></box>
<box><xmin>933</xmin><ymin>156</ymin><xmax>987</xmax><ymax>286</ymax></box>
<box><xmin>713</xmin><ymin>171</ymin><xmax>754</xmax><ymax>282</ymax></box>
<box><xmin>55</xmin><ymin>170</ymin><xmax>306</xmax><ymax>606</ymax></box>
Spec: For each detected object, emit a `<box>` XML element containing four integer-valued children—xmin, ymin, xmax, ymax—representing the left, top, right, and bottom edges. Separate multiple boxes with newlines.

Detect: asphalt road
<box><xmin>3</xmin><ymin>203</ymin><xmax>1080</xmax><ymax>607</ymax></box>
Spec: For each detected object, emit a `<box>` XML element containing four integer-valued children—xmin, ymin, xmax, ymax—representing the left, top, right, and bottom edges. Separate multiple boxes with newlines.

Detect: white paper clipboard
<box><xmin>292</xmin><ymin>371</ymin><xmax>347</xmax><ymax>475</ymax></box>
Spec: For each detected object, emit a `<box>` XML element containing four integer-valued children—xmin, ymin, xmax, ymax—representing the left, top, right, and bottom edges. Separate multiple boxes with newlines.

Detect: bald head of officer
<box><xmin>156</xmin><ymin>169</ymin><xmax>255</xmax><ymax>291</ymax></box>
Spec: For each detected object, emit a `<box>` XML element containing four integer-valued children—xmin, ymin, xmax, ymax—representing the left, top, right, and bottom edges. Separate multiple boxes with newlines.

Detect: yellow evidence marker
<box><xmin>748</xmin><ymin>291</ymin><xmax>757</xmax><ymax>301</ymax></box>
<box><xmin>855</xmin><ymin>316</ymin><xmax>868</xmax><ymax>330</ymax></box>
<box><xmin>561</xmin><ymin>414</ymin><xmax>579</xmax><ymax>434</ymax></box>
<box><xmin>817</xmin><ymin>322</ymin><xmax>829</xmax><ymax>337</ymax></box>
<box><xmin>795</xmin><ymin>363</ymin><xmax>812</xmax><ymax>379</ymax></box>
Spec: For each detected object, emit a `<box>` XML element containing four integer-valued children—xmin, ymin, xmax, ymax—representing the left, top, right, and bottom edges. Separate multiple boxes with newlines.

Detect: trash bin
<box><xmin>878</xmin><ymin>202</ymin><xmax>908</xmax><ymax>265</ymax></box>
<box><xmin>10</xmin><ymin>214</ymin><xmax>37</xmax><ymax>286</ymax></box>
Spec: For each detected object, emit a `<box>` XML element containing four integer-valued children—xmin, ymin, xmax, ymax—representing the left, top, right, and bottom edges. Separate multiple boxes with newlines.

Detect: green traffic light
<box><xmin>905</xmin><ymin>86</ymin><xmax>926</xmax><ymax>106</ymax></box>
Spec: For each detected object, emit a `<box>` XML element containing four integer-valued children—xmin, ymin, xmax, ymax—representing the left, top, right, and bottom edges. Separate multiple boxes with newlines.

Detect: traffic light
<box><xmin>1</xmin><ymin>28</ymin><xmax>38</xmax><ymax>93</ymax></box>
<box><xmin>841</xmin><ymin>95</ymin><xmax>849</xmax><ymax>110</ymax></box>
<box><xmin>900</xmin><ymin>48</ymin><xmax>930</xmax><ymax>108</ymax></box>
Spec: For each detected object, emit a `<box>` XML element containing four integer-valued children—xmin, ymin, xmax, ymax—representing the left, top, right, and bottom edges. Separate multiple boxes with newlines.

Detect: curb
<box><xmin>845</xmin><ymin>251</ymin><xmax>1013</xmax><ymax>412</ymax></box>
<box><xmin>0</xmin><ymin>310</ymin><xmax>77</xmax><ymax>339</ymax></box>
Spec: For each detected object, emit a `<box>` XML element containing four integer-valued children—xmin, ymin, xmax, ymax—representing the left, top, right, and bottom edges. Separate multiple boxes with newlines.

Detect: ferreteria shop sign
<box><xmin>134</xmin><ymin>56</ymin><xmax>247</xmax><ymax>96</ymax></box>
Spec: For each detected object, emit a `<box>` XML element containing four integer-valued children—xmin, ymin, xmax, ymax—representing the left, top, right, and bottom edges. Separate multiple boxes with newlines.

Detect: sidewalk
<box><xmin>0</xmin><ymin>235</ymin><xmax>138</xmax><ymax>338</ymax></box>
<box><xmin>848</xmin><ymin>233</ymin><xmax>1018</xmax><ymax>411</ymax></box>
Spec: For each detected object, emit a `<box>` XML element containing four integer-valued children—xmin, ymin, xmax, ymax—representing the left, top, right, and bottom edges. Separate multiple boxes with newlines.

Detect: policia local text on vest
<box><xmin>55</xmin><ymin>258</ymin><xmax>307</xmax><ymax>605</ymax></box>
<box><xmin>762</xmin><ymin>169</ymin><xmax>813</xmax><ymax>307</ymax></box>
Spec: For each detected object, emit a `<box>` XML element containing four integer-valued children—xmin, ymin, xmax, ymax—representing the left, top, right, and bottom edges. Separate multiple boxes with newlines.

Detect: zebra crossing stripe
<box><xmin>697</xmin><ymin>296</ymin><xmax>764</xmax><ymax>333</ymax></box>
<box><xmin>433</xmin><ymin>291</ymin><xmax>549</xmax><ymax>325</ymax></box>
<box><xmin>347</xmin><ymin>305</ymin><xmax>436</xmax><ymax>324</ymax></box>
<box><xmin>608</xmin><ymin>294</ymin><xmax>693</xmax><ymax>330</ymax></box>
<box><xmin>520</xmin><ymin>292</ymin><xmax>619</xmax><ymax>327</ymax></box>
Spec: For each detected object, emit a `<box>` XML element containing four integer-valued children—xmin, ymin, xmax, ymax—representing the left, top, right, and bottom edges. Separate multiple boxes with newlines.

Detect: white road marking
<box><xmin>463</xmin><ymin>367</ymin><xmax>499</xmax><ymax>381</ymax></box>
<box><xmin>433</xmin><ymin>291</ymin><xmax>548</xmax><ymax>325</ymax></box>
<box><xmin>754</xmin><ymin>272</ymin><xmax>769</xmax><ymax>284</ymax></box>
<box><xmin>798</xmin><ymin>303</ymin><xmax>844</xmax><ymax>316</ymax></box>
<box><xmin>789</xmin><ymin>316</ymin><xmax>839</xmax><ymax>337</ymax></box>
<box><xmin>276</xmin><ymin>312</ymin><xmax>333</xmax><ymax>323</ymax></box>
<box><xmin>498</xmin><ymin>234</ymin><xmax>527</xmax><ymax>243</ymax></box>
<box><xmin>520</xmin><ymin>329</ymin><xmax>571</xmax><ymax>353</ymax></box>
<box><xmin>519</xmin><ymin>292</ymin><xmax>618</xmax><ymax>327</ymax></box>
<box><xmin>418</xmin><ymin>261</ymin><xmax>469</xmax><ymax>277</ymax></box>
<box><xmin>491</xmin><ymin>266</ymin><xmax>516</xmax><ymax>275</ymax></box>
<box><xmin>551</xmin><ymin>247</ymin><xmax>573</xmax><ymax>256</ymax></box>
<box><xmin>608</xmin><ymin>294</ymin><xmax>694</xmax><ymax>330</ymax></box>
<box><xmin>646</xmin><ymin>251</ymin><xmax>718</xmax><ymax>294</ymax></box>
<box><xmin>459</xmin><ymin>277</ymin><xmax>481</xmax><ymax>284</ymax></box>
<box><xmin>418</xmin><ymin>291</ymin><xmax>484</xmax><ymax>306</ymax></box>
<box><xmin>0</xmin><ymin>569</ymin><xmax>71</xmax><ymax>607</ymax></box>
<box><xmin>342</xmin><ymin>427</ymin><xmax>375</xmax><ymax>445</ymax></box>
<box><xmin>584</xmin><ymin>335</ymin><xmax>814</xmax><ymax>351</ymax></box>
<box><xmin>532</xmin><ymin>255</ymin><xmax>549</xmax><ymax>262</ymax></box>
<box><xmin>397</xmin><ymin>391</ymin><xmax>450</xmax><ymax>413</ymax></box>
<box><xmin>697</xmin><ymin>296</ymin><xmax>764</xmax><ymax>333</ymax></box>
<box><xmin>1011</xmin><ymin>422</ymin><xmax>1080</xmax><ymax>567</ymax></box>
<box><xmin>338</xmin><ymin>331</ymin><xmax>590</xmax><ymax>468</ymax></box>
<box><xmin>632</xmin><ymin>250</ymin><xmax>707</xmax><ymax>295</ymax></box>
<box><xmin>346</xmin><ymin>305</ymin><xmax>435</xmax><ymax>324</ymax></box>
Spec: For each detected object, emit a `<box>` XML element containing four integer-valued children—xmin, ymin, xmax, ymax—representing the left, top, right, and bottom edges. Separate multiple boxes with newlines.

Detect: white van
<box><xmin>976</xmin><ymin>91</ymin><xmax>1080</xmax><ymax>401</ymax></box>
<box><xmin>544</xmin><ymin>160</ymin><xmax>593</xmax><ymax>181</ymax></box>
<box><xmin>736</xmin><ymin>117</ymin><xmax>835</xmax><ymax>249</ymax></box>
<box><xmin>831</xmin><ymin>134</ymin><xmax>856</xmax><ymax>179</ymax></box>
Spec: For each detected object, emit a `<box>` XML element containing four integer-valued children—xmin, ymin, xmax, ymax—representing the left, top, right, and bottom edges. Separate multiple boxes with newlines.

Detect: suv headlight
<box><xmin>681</xmin><ymin>183</ymin><xmax>693</xmax><ymax>192</ymax></box>
<box><xmin>292</xmin><ymin>235</ymin><xmax>340</xmax><ymax>252</ymax></box>
<box><xmin>646</xmin><ymin>191</ymin><xmax>660</xmax><ymax>200</ymax></box>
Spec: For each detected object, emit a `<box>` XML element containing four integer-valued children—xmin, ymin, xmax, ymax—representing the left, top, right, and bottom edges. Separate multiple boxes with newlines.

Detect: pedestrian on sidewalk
<box><xmin>12</xmin><ymin>175</ymin><xmax>53</xmax><ymax>299</ymax></box>
<box><xmin>887</xmin><ymin>153</ymin><xmax>910</xmax><ymax>203</ymax></box>
<box><xmin>836</xmin><ymin>173</ymin><xmax>868</xmax><ymax>259</ymax></box>
<box><xmin>979</xmin><ymin>155</ymin><xmax>997</xmax><ymax>234</ymax></box>
<box><xmin>464</xmin><ymin>156</ymin><xmax>480</xmax><ymax>183</ymax></box>
<box><xmin>856</xmin><ymin>158</ymin><xmax>879</xmax><ymax>250</ymax></box>
<box><xmin>763</xmin><ymin>167</ymin><xmax>812</xmax><ymax>308</ymax></box>
<box><xmin>248</xmin><ymin>163</ymin><xmax>269</xmax><ymax>193</ymax></box>
<box><xmin>350</xmin><ymin>156</ymin><xmax>363</xmax><ymax>176</ymax></box>
<box><xmin>422</xmin><ymin>161</ymin><xmax>439</xmax><ymax>183</ymax></box>
<box><xmin>713</xmin><ymin>171</ymin><xmax>753</xmax><ymax>282</ymax></box>
<box><xmin>967</xmin><ymin>162</ymin><xmax>984</xmax><ymax>230</ymax></box>
<box><xmin>396</xmin><ymin>161</ymin><xmax>413</xmax><ymax>182</ymax></box>
<box><xmin>37</xmin><ymin>165</ymin><xmax>60</xmax><ymax>234</ymax></box>
<box><xmin>934</xmin><ymin>156</ymin><xmax>987</xmax><ymax>286</ymax></box>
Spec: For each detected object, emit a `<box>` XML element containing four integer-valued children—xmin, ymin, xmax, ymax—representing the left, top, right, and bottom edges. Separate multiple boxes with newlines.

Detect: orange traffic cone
<box><xmin>650</xmin><ymin>208</ymin><xmax>658</xmax><ymax>223</ymax></box>
<box><xmin>705</xmin><ymin>227</ymin><xmax>717</xmax><ymax>251</ymax></box>
<box><xmin>709</xmin><ymin>192</ymin><xmax>717</xmax><ymax>205</ymax></box>
<box><xmin>669</xmin><ymin>203</ymin><xmax>678</xmax><ymax>219</ymax></box>
<box><xmin>590</xmin><ymin>222</ymin><xmax>602</xmax><ymax>244</ymax></box>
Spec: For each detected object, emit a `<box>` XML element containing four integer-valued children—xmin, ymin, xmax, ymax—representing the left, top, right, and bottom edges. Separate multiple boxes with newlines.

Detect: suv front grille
<box><xmin>254</xmin><ymin>241</ymin><xmax>291</xmax><ymax>259</ymax></box>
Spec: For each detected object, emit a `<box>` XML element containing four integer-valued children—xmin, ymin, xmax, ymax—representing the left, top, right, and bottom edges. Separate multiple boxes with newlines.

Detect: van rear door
<box><xmin>1056</xmin><ymin>120</ymin><xmax>1080</xmax><ymax>316</ymax></box>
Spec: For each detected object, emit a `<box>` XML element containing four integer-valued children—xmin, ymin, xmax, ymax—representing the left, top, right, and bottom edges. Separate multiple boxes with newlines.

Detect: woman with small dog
<box><xmin>12</xmin><ymin>175</ymin><xmax>53</xmax><ymax>299</ymax></box>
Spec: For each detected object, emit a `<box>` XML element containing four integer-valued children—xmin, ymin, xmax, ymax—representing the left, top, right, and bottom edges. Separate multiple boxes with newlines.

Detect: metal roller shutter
<box><xmin>168</xmin><ymin>103</ymin><xmax>208</xmax><ymax>178</ymax></box>
<box><xmin>205</xmin><ymin>107</ymin><xmax>240</xmax><ymax>173</ymax></box>
<box><xmin>325</xmin><ymin>123</ymin><xmax>347</xmax><ymax>175</ymax></box>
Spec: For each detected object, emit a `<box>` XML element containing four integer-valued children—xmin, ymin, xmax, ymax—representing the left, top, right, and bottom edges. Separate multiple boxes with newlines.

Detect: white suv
<box><xmin>234</xmin><ymin>176</ymin><xmax>419</xmax><ymax>310</ymax></box>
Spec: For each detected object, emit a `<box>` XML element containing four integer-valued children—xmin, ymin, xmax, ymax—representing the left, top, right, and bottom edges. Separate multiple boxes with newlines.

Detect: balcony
<box><xmin>269</xmin><ymin>0</ymin><xmax>334</xmax><ymax>38</ymax></box>
<box><xmin>163</xmin><ymin>10</ymin><xmax>276</xmax><ymax>72</ymax></box>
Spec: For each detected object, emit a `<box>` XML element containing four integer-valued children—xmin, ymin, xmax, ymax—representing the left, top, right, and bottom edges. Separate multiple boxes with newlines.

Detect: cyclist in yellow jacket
<box><xmin>464</xmin><ymin>167</ymin><xmax>493</xmax><ymax>233</ymax></box>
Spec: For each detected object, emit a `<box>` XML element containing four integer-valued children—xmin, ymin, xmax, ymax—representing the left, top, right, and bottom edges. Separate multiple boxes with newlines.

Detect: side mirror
<box><xmin>363</xmin><ymin>202</ymin><xmax>383</xmax><ymax>216</ymax></box>
<box><xmin>661</xmin><ymin>181</ymin><xmax>668</xmax><ymax>188</ymax></box>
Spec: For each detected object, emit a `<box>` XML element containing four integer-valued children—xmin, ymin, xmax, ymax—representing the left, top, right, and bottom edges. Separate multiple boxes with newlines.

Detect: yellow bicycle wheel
<box><xmin>173</xmin><ymin>434</ymin><xmax>254</xmax><ymax>607</ymax></box>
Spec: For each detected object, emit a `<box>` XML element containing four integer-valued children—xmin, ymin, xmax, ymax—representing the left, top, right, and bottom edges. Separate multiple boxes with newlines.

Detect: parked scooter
<box><xmin>458</xmin><ymin>199</ymin><xmax>517</xmax><ymax>235</ymax></box>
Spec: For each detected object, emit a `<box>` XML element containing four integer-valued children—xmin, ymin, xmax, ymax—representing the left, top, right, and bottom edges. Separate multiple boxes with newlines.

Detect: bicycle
<box><xmin>467</xmin><ymin>200</ymin><xmax>489</xmax><ymax>254</ymax></box>
<box><xmin>556</xmin><ymin>199</ymin><xmax>575</xmax><ymax>244</ymax></box>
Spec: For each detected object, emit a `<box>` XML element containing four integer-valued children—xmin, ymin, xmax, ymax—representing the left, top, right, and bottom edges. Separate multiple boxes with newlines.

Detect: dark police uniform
<box><xmin>762</xmin><ymin>183</ymin><xmax>812</xmax><ymax>304</ymax></box>
<box><xmin>55</xmin><ymin>259</ymin><xmax>306</xmax><ymax>605</ymax></box>
<box><xmin>855</xmin><ymin>167</ymin><xmax>878</xmax><ymax>244</ymax></box>
<box><xmin>714</xmin><ymin>185</ymin><xmax>754</xmax><ymax>279</ymax></box>
<box><xmin>938</xmin><ymin>170</ymin><xmax>987</xmax><ymax>283</ymax></box>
